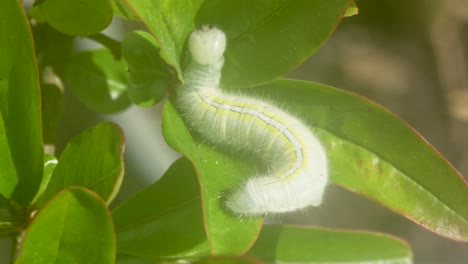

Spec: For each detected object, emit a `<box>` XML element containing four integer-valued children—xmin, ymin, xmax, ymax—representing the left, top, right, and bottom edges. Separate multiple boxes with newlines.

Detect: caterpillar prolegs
<box><xmin>175</xmin><ymin>26</ymin><xmax>328</xmax><ymax>216</ymax></box>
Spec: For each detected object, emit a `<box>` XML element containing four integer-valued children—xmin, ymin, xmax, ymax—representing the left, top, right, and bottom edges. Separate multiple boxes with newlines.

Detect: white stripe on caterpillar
<box><xmin>175</xmin><ymin>26</ymin><xmax>328</xmax><ymax>216</ymax></box>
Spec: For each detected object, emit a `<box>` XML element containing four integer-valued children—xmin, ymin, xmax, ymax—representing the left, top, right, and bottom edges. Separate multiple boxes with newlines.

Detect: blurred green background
<box><xmin>2</xmin><ymin>0</ymin><xmax>468</xmax><ymax>263</ymax></box>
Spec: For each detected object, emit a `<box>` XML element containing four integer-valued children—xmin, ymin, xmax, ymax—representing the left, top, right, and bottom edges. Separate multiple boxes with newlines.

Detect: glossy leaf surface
<box><xmin>67</xmin><ymin>49</ymin><xmax>131</xmax><ymax>113</ymax></box>
<box><xmin>0</xmin><ymin>0</ymin><xmax>43</xmax><ymax>204</ymax></box>
<box><xmin>37</xmin><ymin>122</ymin><xmax>125</xmax><ymax>207</ymax></box>
<box><xmin>111</xmin><ymin>0</ymin><xmax>139</xmax><ymax>20</ymax></box>
<box><xmin>123</xmin><ymin>0</ymin><xmax>349</xmax><ymax>89</ymax></box>
<box><xmin>121</xmin><ymin>0</ymin><xmax>203</xmax><ymax>80</ymax></box>
<box><xmin>163</xmin><ymin>79</ymin><xmax>468</xmax><ymax>244</ymax></box>
<box><xmin>32</xmin><ymin>154</ymin><xmax>57</xmax><ymax>205</ymax></box>
<box><xmin>194</xmin><ymin>256</ymin><xmax>265</xmax><ymax>264</ymax></box>
<box><xmin>113</xmin><ymin>158</ymin><xmax>209</xmax><ymax>258</ymax></box>
<box><xmin>30</xmin><ymin>0</ymin><xmax>113</xmax><ymax>36</ymax></box>
<box><xmin>162</xmin><ymin>102</ymin><xmax>263</xmax><ymax>255</ymax></box>
<box><xmin>249</xmin><ymin>225</ymin><xmax>412</xmax><ymax>264</ymax></box>
<box><xmin>195</xmin><ymin>0</ymin><xmax>350</xmax><ymax>88</ymax></box>
<box><xmin>345</xmin><ymin>1</ymin><xmax>358</xmax><ymax>17</ymax></box>
<box><xmin>16</xmin><ymin>187</ymin><xmax>115</xmax><ymax>263</ymax></box>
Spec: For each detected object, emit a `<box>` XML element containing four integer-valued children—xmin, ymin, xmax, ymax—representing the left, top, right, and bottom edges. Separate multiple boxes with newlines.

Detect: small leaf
<box><xmin>122</xmin><ymin>31</ymin><xmax>171</xmax><ymax>107</ymax></box>
<box><xmin>36</xmin><ymin>122</ymin><xmax>125</xmax><ymax>207</ymax></box>
<box><xmin>67</xmin><ymin>49</ymin><xmax>131</xmax><ymax>113</ymax></box>
<box><xmin>121</xmin><ymin>0</ymin><xmax>204</xmax><ymax>80</ymax></box>
<box><xmin>162</xmin><ymin>102</ymin><xmax>263</xmax><ymax>255</ymax></box>
<box><xmin>249</xmin><ymin>225</ymin><xmax>412</xmax><ymax>264</ymax></box>
<box><xmin>16</xmin><ymin>187</ymin><xmax>115</xmax><ymax>264</ymax></box>
<box><xmin>30</xmin><ymin>0</ymin><xmax>113</xmax><ymax>36</ymax></box>
<box><xmin>113</xmin><ymin>158</ymin><xmax>210</xmax><ymax>258</ymax></box>
<box><xmin>195</xmin><ymin>0</ymin><xmax>350</xmax><ymax>88</ymax></box>
<box><xmin>0</xmin><ymin>0</ymin><xmax>43</xmax><ymax>204</ymax></box>
<box><xmin>344</xmin><ymin>1</ymin><xmax>359</xmax><ymax>17</ymax></box>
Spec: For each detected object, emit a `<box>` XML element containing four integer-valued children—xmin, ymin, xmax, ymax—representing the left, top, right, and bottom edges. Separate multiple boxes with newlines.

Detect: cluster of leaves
<box><xmin>0</xmin><ymin>0</ymin><xmax>467</xmax><ymax>263</ymax></box>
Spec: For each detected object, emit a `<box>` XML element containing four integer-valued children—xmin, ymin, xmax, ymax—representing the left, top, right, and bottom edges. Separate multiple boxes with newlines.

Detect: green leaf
<box><xmin>41</xmin><ymin>83</ymin><xmax>63</xmax><ymax>145</ymax></box>
<box><xmin>37</xmin><ymin>122</ymin><xmax>125</xmax><ymax>207</ymax></box>
<box><xmin>193</xmin><ymin>256</ymin><xmax>265</xmax><ymax>264</ymax></box>
<box><xmin>113</xmin><ymin>158</ymin><xmax>210</xmax><ymax>258</ymax></box>
<box><xmin>16</xmin><ymin>187</ymin><xmax>115</xmax><ymax>264</ymax></box>
<box><xmin>249</xmin><ymin>225</ymin><xmax>412</xmax><ymax>264</ymax></box>
<box><xmin>344</xmin><ymin>1</ymin><xmax>358</xmax><ymax>17</ymax></box>
<box><xmin>67</xmin><ymin>49</ymin><xmax>131</xmax><ymax>113</ymax></box>
<box><xmin>30</xmin><ymin>0</ymin><xmax>113</xmax><ymax>36</ymax></box>
<box><xmin>32</xmin><ymin>24</ymin><xmax>74</xmax><ymax>78</ymax></box>
<box><xmin>116</xmin><ymin>254</ymin><xmax>178</xmax><ymax>264</ymax></box>
<box><xmin>0</xmin><ymin>193</ymin><xmax>8</xmax><ymax>210</ymax></box>
<box><xmin>32</xmin><ymin>154</ymin><xmax>58</xmax><ymax>205</ymax></box>
<box><xmin>110</xmin><ymin>0</ymin><xmax>139</xmax><ymax>20</ymax></box>
<box><xmin>195</xmin><ymin>0</ymin><xmax>350</xmax><ymax>88</ymax></box>
<box><xmin>0</xmin><ymin>0</ymin><xmax>43</xmax><ymax>204</ymax></box>
<box><xmin>251</xmin><ymin>80</ymin><xmax>468</xmax><ymax>241</ymax></box>
<box><xmin>0</xmin><ymin>114</ymin><xmax>17</xmax><ymax>199</ymax></box>
<box><xmin>120</xmin><ymin>0</ymin><xmax>204</xmax><ymax>80</ymax></box>
<box><xmin>162</xmin><ymin>103</ymin><xmax>263</xmax><ymax>255</ymax></box>
<box><xmin>163</xmin><ymin>78</ymin><xmax>468</xmax><ymax>243</ymax></box>
<box><xmin>122</xmin><ymin>31</ymin><xmax>172</xmax><ymax>107</ymax></box>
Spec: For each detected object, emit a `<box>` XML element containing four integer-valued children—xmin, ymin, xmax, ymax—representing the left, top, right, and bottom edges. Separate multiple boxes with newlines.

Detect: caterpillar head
<box><xmin>189</xmin><ymin>26</ymin><xmax>226</xmax><ymax>65</ymax></box>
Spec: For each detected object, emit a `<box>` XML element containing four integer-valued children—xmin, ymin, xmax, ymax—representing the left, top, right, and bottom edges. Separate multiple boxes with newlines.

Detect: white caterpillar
<box><xmin>176</xmin><ymin>26</ymin><xmax>328</xmax><ymax>216</ymax></box>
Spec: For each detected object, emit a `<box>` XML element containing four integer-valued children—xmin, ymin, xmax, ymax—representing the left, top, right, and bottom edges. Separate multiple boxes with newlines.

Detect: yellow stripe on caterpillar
<box><xmin>175</xmin><ymin>26</ymin><xmax>328</xmax><ymax>216</ymax></box>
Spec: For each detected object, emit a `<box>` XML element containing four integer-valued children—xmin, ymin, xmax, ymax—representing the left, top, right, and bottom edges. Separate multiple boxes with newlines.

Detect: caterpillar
<box><xmin>175</xmin><ymin>26</ymin><xmax>328</xmax><ymax>216</ymax></box>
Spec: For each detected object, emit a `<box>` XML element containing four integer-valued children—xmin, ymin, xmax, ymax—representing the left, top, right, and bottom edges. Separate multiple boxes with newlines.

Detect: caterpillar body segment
<box><xmin>176</xmin><ymin>26</ymin><xmax>328</xmax><ymax>216</ymax></box>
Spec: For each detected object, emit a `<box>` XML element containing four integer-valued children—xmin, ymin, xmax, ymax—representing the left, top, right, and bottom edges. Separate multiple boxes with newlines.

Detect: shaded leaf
<box><xmin>113</xmin><ymin>158</ymin><xmax>209</xmax><ymax>258</ymax></box>
<box><xmin>37</xmin><ymin>122</ymin><xmax>125</xmax><ymax>207</ymax></box>
<box><xmin>162</xmin><ymin>102</ymin><xmax>263</xmax><ymax>255</ymax></box>
<box><xmin>0</xmin><ymin>0</ymin><xmax>43</xmax><ymax>204</ymax></box>
<box><xmin>122</xmin><ymin>31</ymin><xmax>171</xmax><ymax>107</ymax></box>
<box><xmin>67</xmin><ymin>49</ymin><xmax>131</xmax><ymax>113</ymax></box>
<box><xmin>16</xmin><ymin>187</ymin><xmax>115</xmax><ymax>263</ymax></box>
<box><xmin>163</xmin><ymin>78</ymin><xmax>468</xmax><ymax>246</ymax></box>
<box><xmin>251</xmin><ymin>80</ymin><xmax>468</xmax><ymax>241</ymax></box>
<box><xmin>195</xmin><ymin>0</ymin><xmax>350</xmax><ymax>88</ymax></box>
<box><xmin>32</xmin><ymin>23</ymin><xmax>74</xmax><ymax>78</ymax></box>
<box><xmin>29</xmin><ymin>0</ymin><xmax>113</xmax><ymax>36</ymax></box>
<box><xmin>121</xmin><ymin>0</ymin><xmax>204</xmax><ymax>80</ymax></box>
<box><xmin>249</xmin><ymin>225</ymin><xmax>412</xmax><ymax>264</ymax></box>
<box><xmin>41</xmin><ymin>83</ymin><xmax>63</xmax><ymax>144</ymax></box>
